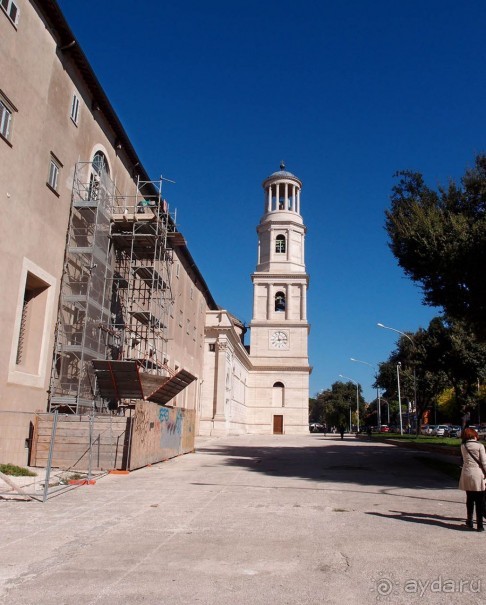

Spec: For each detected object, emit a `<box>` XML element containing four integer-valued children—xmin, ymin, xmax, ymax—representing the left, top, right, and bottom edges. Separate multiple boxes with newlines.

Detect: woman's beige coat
<box><xmin>459</xmin><ymin>439</ymin><xmax>486</xmax><ymax>491</ymax></box>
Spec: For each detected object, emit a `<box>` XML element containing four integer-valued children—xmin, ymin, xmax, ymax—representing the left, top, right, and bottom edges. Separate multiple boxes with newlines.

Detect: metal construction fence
<box><xmin>0</xmin><ymin>403</ymin><xmax>196</xmax><ymax>502</ymax></box>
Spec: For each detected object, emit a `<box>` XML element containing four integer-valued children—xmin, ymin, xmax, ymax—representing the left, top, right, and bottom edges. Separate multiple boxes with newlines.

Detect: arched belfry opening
<box><xmin>275</xmin><ymin>291</ymin><xmax>286</xmax><ymax>312</ymax></box>
<box><xmin>275</xmin><ymin>234</ymin><xmax>286</xmax><ymax>253</ymax></box>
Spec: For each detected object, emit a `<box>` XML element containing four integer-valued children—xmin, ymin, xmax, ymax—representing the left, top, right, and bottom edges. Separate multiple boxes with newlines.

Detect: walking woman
<box><xmin>459</xmin><ymin>427</ymin><xmax>486</xmax><ymax>531</ymax></box>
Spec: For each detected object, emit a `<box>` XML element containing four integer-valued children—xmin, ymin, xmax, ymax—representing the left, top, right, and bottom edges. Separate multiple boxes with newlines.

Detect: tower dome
<box><xmin>261</xmin><ymin>162</ymin><xmax>302</xmax><ymax>217</ymax></box>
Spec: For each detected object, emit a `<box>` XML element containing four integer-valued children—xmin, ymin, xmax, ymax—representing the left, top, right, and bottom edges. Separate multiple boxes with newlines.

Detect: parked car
<box><xmin>432</xmin><ymin>425</ymin><xmax>450</xmax><ymax>437</ymax></box>
<box><xmin>445</xmin><ymin>425</ymin><xmax>461</xmax><ymax>438</ymax></box>
<box><xmin>309</xmin><ymin>423</ymin><xmax>325</xmax><ymax>433</ymax></box>
<box><xmin>422</xmin><ymin>425</ymin><xmax>437</xmax><ymax>436</ymax></box>
<box><xmin>379</xmin><ymin>425</ymin><xmax>390</xmax><ymax>433</ymax></box>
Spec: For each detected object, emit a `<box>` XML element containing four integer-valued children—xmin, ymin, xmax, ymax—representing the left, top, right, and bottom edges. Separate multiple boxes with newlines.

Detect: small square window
<box><xmin>1</xmin><ymin>0</ymin><xmax>19</xmax><ymax>26</ymax></box>
<box><xmin>47</xmin><ymin>155</ymin><xmax>62</xmax><ymax>192</ymax></box>
<box><xmin>70</xmin><ymin>93</ymin><xmax>80</xmax><ymax>125</ymax></box>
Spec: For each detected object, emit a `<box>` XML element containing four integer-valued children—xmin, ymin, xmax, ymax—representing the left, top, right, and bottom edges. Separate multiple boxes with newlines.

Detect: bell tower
<box><xmin>248</xmin><ymin>163</ymin><xmax>310</xmax><ymax>434</ymax></box>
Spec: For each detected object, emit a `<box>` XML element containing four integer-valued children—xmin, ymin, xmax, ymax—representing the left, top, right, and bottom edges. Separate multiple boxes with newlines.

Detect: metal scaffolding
<box><xmin>49</xmin><ymin>161</ymin><xmax>175</xmax><ymax>413</ymax></box>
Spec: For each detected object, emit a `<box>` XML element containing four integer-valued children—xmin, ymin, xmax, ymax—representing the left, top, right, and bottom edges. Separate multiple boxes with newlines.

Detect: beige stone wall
<box><xmin>199</xmin><ymin>310</ymin><xmax>252</xmax><ymax>436</ymax></box>
<box><xmin>166</xmin><ymin>250</ymin><xmax>209</xmax><ymax>419</ymax></box>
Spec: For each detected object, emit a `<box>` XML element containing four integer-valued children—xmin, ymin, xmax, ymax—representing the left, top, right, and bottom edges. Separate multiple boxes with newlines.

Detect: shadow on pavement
<box><xmin>366</xmin><ymin>510</ymin><xmax>468</xmax><ymax>531</ymax></box>
<box><xmin>195</xmin><ymin>437</ymin><xmax>459</xmax><ymax>492</ymax></box>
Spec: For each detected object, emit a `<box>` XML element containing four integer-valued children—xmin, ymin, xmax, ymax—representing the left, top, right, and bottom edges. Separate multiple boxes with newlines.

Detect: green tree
<box><xmin>421</xmin><ymin>317</ymin><xmax>486</xmax><ymax>419</ymax></box>
<box><xmin>385</xmin><ymin>155</ymin><xmax>486</xmax><ymax>339</ymax></box>
<box><xmin>314</xmin><ymin>382</ymin><xmax>366</xmax><ymax>431</ymax></box>
<box><xmin>375</xmin><ymin>317</ymin><xmax>486</xmax><ymax>431</ymax></box>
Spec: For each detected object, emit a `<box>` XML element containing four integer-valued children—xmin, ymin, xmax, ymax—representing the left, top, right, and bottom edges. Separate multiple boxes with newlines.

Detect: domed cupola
<box><xmin>262</xmin><ymin>161</ymin><xmax>303</xmax><ymax>219</ymax></box>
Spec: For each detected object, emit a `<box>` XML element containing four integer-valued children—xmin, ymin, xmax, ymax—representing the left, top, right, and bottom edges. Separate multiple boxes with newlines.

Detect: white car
<box><xmin>432</xmin><ymin>425</ymin><xmax>450</xmax><ymax>437</ymax></box>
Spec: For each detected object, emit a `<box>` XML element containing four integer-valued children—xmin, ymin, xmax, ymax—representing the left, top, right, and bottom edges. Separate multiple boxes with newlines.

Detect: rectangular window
<box><xmin>0</xmin><ymin>99</ymin><xmax>12</xmax><ymax>140</ymax></box>
<box><xmin>0</xmin><ymin>91</ymin><xmax>15</xmax><ymax>142</ymax></box>
<box><xmin>1</xmin><ymin>0</ymin><xmax>19</xmax><ymax>26</ymax></box>
<box><xmin>47</xmin><ymin>154</ymin><xmax>62</xmax><ymax>192</ymax></box>
<box><xmin>70</xmin><ymin>93</ymin><xmax>80</xmax><ymax>124</ymax></box>
<box><xmin>178</xmin><ymin>309</ymin><xmax>183</xmax><ymax>327</ymax></box>
<box><xmin>15</xmin><ymin>272</ymin><xmax>50</xmax><ymax>372</ymax></box>
<box><xmin>9</xmin><ymin>259</ymin><xmax>56</xmax><ymax>387</ymax></box>
<box><xmin>209</xmin><ymin>343</ymin><xmax>216</xmax><ymax>352</ymax></box>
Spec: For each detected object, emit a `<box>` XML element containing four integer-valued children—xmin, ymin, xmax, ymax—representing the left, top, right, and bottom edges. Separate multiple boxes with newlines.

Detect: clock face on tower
<box><xmin>270</xmin><ymin>330</ymin><xmax>289</xmax><ymax>350</ymax></box>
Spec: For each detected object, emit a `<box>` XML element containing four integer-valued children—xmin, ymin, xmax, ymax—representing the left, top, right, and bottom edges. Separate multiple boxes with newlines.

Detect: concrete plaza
<box><xmin>0</xmin><ymin>434</ymin><xmax>483</xmax><ymax>605</ymax></box>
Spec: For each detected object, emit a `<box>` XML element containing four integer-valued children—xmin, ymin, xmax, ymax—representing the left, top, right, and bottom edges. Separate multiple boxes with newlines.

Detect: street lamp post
<box><xmin>350</xmin><ymin>357</ymin><xmax>381</xmax><ymax>429</ymax></box>
<box><xmin>381</xmin><ymin>397</ymin><xmax>391</xmax><ymax>424</ymax></box>
<box><xmin>396</xmin><ymin>362</ymin><xmax>403</xmax><ymax>435</ymax></box>
<box><xmin>339</xmin><ymin>374</ymin><xmax>360</xmax><ymax>433</ymax></box>
<box><xmin>377</xmin><ymin>322</ymin><xmax>417</xmax><ymax>431</ymax></box>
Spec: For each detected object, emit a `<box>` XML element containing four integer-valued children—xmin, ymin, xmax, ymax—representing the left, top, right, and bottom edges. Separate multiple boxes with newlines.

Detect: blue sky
<box><xmin>58</xmin><ymin>0</ymin><xmax>485</xmax><ymax>401</ymax></box>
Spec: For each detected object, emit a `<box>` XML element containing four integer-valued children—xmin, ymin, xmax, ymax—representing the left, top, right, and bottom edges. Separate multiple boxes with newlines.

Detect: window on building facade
<box><xmin>0</xmin><ymin>92</ymin><xmax>15</xmax><ymax>142</ymax></box>
<box><xmin>47</xmin><ymin>155</ymin><xmax>61</xmax><ymax>192</ymax></box>
<box><xmin>92</xmin><ymin>150</ymin><xmax>108</xmax><ymax>175</ymax></box>
<box><xmin>70</xmin><ymin>93</ymin><xmax>80</xmax><ymax>125</ymax></box>
<box><xmin>209</xmin><ymin>343</ymin><xmax>216</xmax><ymax>352</ymax></box>
<box><xmin>1</xmin><ymin>0</ymin><xmax>19</xmax><ymax>26</ymax></box>
<box><xmin>88</xmin><ymin>151</ymin><xmax>109</xmax><ymax>201</ymax></box>
<box><xmin>275</xmin><ymin>291</ymin><xmax>286</xmax><ymax>312</ymax></box>
<box><xmin>275</xmin><ymin>234</ymin><xmax>286</xmax><ymax>254</ymax></box>
<box><xmin>15</xmin><ymin>272</ymin><xmax>50</xmax><ymax>372</ymax></box>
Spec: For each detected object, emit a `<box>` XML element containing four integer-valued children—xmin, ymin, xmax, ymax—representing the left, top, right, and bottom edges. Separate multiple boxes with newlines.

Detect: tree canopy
<box><xmin>375</xmin><ymin>317</ymin><xmax>486</xmax><ymax>429</ymax></box>
<box><xmin>385</xmin><ymin>155</ymin><xmax>486</xmax><ymax>339</ymax></box>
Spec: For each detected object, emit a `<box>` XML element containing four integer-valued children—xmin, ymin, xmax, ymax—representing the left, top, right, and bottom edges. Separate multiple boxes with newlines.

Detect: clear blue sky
<box><xmin>58</xmin><ymin>0</ymin><xmax>485</xmax><ymax>401</ymax></box>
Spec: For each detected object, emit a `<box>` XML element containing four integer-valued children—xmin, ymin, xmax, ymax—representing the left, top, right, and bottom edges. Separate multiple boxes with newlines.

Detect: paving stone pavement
<box><xmin>0</xmin><ymin>434</ymin><xmax>483</xmax><ymax>605</ymax></box>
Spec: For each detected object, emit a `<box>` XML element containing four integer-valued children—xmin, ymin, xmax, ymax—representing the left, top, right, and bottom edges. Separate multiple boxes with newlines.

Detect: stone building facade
<box><xmin>0</xmin><ymin>0</ymin><xmax>216</xmax><ymax>465</ymax></box>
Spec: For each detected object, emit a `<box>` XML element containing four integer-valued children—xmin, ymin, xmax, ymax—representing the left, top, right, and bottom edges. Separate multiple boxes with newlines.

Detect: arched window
<box><xmin>275</xmin><ymin>234</ymin><xmax>286</xmax><ymax>254</ymax></box>
<box><xmin>275</xmin><ymin>291</ymin><xmax>285</xmax><ymax>312</ymax></box>
<box><xmin>272</xmin><ymin>382</ymin><xmax>285</xmax><ymax>407</ymax></box>
<box><xmin>89</xmin><ymin>151</ymin><xmax>109</xmax><ymax>202</ymax></box>
<box><xmin>92</xmin><ymin>151</ymin><xmax>109</xmax><ymax>176</ymax></box>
